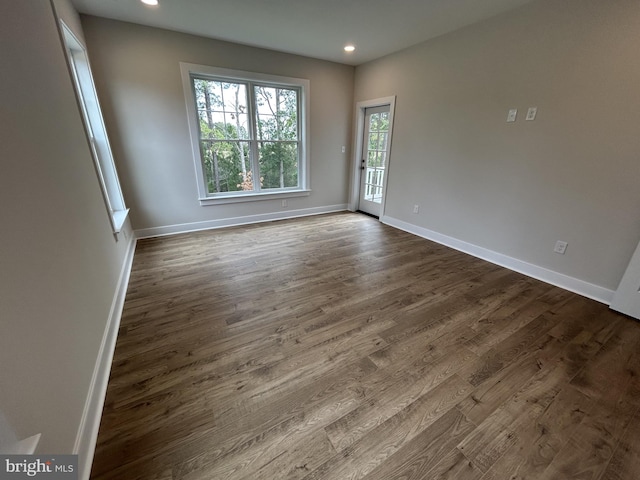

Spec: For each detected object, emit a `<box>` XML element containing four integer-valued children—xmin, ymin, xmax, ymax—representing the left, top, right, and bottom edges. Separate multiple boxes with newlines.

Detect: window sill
<box><xmin>112</xmin><ymin>208</ymin><xmax>130</xmax><ymax>233</ymax></box>
<box><xmin>199</xmin><ymin>190</ymin><xmax>311</xmax><ymax>206</ymax></box>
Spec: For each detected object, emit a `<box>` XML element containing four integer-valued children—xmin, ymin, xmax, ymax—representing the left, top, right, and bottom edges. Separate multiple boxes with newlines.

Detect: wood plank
<box><xmin>325</xmin><ymin>343</ymin><xmax>476</xmax><ymax>451</ymax></box>
<box><xmin>361</xmin><ymin>408</ymin><xmax>475</xmax><ymax>480</ymax></box>
<box><xmin>600</xmin><ymin>405</ymin><xmax>640</xmax><ymax>480</ymax></box>
<box><xmin>90</xmin><ymin>213</ymin><xmax>640</xmax><ymax>480</ymax></box>
<box><xmin>416</xmin><ymin>449</ymin><xmax>483</xmax><ymax>480</ymax></box>
<box><xmin>537</xmin><ymin>323</ymin><xmax>640</xmax><ymax>480</ymax></box>
<box><xmin>302</xmin><ymin>374</ymin><xmax>473</xmax><ymax>480</ymax></box>
<box><xmin>478</xmin><ymin>385</ymin><xmax>591</xmax><ymax>480</ymax></box>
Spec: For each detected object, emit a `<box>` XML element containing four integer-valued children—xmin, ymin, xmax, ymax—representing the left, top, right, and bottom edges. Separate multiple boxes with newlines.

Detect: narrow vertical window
<box><xmin>255</xmin><ymin>85</ymin><xmax>299</xmax><ymax>190</ymax></box>
<box><xmin>60</xmin><ymin>22</ymin><xmax>128</xmax><ymax>232</ymax></box>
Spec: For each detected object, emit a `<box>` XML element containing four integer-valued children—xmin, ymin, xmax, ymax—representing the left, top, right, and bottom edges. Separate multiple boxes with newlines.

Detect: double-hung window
<box><xmin>180</xmin><ymin>64</ymin><xmax>310</xmax><ymax>204</ymax></box>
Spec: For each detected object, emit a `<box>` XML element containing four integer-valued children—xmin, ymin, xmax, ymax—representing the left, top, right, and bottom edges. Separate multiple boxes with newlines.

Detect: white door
<box><xmin>610</xmin><ymin>240</ymin><xmax>640</xmax><ymax>320</ymax></box>
<box><xmin>358</xmin><ymin>105</ymin><xmax>391</xmax><ymax>217</ymax></box>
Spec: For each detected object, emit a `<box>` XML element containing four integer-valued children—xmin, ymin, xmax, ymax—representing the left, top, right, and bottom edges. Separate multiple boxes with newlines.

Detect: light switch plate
<box><xmin>507</xmin><ymin>109</ymin><xmax>517</xmax><ymax>123</ymax></box>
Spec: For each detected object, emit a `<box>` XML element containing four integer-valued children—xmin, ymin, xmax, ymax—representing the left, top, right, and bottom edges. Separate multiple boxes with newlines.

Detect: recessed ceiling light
<box><xmin>344</xmin><ymin>45</ymin><xmax>355</xmax><ymax>52</ymax></box>
<box><xmin>141</xmin><ymin>0</ymin><xmax>158</xmax><ymax>5</ymax></box>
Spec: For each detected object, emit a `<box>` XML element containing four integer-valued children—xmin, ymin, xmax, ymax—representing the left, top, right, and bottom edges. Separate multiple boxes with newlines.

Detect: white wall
<box><xmin>0</xmin><ymin>411</ymin><xmax>17</xmax><ymax>452</ymax></box>
<box><xmin>0</xmin><ymin>0</ymin><xmax>133</xmax><ymax>456</ymax></box>
<box><xmin>79</xmin><ymin>16</ymin><xmax>355</xmax><ymax>233</ymax></box>
<box><xmin>354</xmin><ymin>0</ymin><xmax>640</xmax><ymax>293</ymax></box>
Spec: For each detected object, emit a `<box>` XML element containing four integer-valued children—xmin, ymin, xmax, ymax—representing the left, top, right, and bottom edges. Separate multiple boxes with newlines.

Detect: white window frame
<box><xmin>180</xmin><ymin>63</ymin><xmax>311</xmax><ymax>205</ymax></box>
<box><xmin>60</xmin><ymin>22</ymin><xmax>129</xmax><ymax>233</ymax></box>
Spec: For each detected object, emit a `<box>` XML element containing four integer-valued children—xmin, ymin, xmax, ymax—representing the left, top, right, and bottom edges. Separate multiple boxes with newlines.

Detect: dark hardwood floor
<box><xmin>91</xmin><ymin>212</ymin><xmax>640</xmax><ymax>480</ymax></box>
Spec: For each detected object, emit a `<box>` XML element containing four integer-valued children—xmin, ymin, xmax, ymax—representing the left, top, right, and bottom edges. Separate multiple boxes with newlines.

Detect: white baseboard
<box><xmin>381</xmin><ymin>215</ymin><xmax>614</xmax><ymax>305</ymax></box>
<box><xmin>74</xmin><ymin>235</ymin><xmax>137</xmax><ymax>480</ymax></box>
<box><xmin>134</xmin><ymin>204</ymin><xmax>348</xmax><ymax>239</ymax></box>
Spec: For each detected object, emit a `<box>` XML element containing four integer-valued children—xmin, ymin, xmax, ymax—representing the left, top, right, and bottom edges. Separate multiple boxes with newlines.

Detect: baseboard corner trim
<box><xmin>380</xmin><ymin>215</ymin><xmax>614</xmax><ymax>305</ymax></box>
<box><xmin>134</xmin><ymin>204</ymin><xmax>349</xmax><ymax>239</ymax></box>
<box><xmin>74</xmin><ymin>235</ymin><xmax>137</xmax><ymax>480</ymax></box>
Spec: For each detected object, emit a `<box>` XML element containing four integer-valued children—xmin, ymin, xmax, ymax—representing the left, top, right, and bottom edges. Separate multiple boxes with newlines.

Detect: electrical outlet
<box><xmin>341</xmin><ymin>146</ymin><xmax>346</xmax><ymax>153</ymax></box>
<box><xmin>554</xmin><ymin>240</ymin><xmax>568</xmax><ymax>255</ymax></box>
<box><xmin>412</xmin><ymin>204</ymin><xmax>419</xmax><ymax>214</ymax></box>
<box><xmin>526</xmin><ymin>107</ymin><xmax>538</xmax><ymax>121</ymax></box>
<box><xmin>507</xmin><ymin>108</ymin><xmax>517</xmax><ymax>123</ymax></box>
<box><xmin>281</xmin><ymin>199</ymin><xmax>288</xmax><ymax>208</ymax></box>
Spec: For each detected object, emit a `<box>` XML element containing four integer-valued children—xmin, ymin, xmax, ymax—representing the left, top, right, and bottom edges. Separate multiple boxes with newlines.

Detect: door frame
<box><xmin>348</xmin><ymin>96</ymin><xmax>396</xmax><ymax>217</ymax></box>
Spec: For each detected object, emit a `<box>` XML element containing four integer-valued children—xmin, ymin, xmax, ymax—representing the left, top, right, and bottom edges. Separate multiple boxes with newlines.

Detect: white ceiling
<box><xmin>70</xmin><ymin>0</ymin><xmax>535</xmax><ymax>65</ymax></box>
